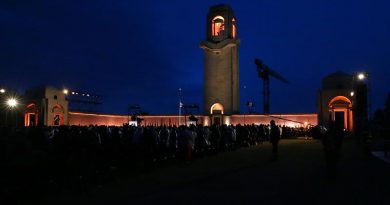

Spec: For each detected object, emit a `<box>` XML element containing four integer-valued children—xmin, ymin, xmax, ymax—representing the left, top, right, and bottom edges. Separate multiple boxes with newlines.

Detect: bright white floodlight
<box><xmin>7</xmin><ymin>98</ymin><xmax>18</xmax><ymax>108</ymax></box>
<box><xmin>357</xmin><ymin>73</ymin><xmax>366</xmax><ymax>80</ymax></box>
<box><xmin>63</xmin><ymin>89</ymin><xmax>69</xmax><ymax>95</ymax></box>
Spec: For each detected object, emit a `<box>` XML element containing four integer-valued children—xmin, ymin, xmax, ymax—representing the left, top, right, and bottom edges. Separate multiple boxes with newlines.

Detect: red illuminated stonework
<box><xmin>22</xmin><ymin>87</ymin><xmax>318</xmax><ymax>128</ymax></box>
<box><xmin>68</xmin><ymin>112</ymin><xmax>317</xmax><ymax>127</ymax></box>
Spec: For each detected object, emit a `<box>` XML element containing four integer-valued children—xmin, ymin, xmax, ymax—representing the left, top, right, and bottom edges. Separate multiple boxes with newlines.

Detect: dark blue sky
<box><xmin>1</xmin><ymin>0</ymin><xmax>389</xmax><ymax>115</ymax></box>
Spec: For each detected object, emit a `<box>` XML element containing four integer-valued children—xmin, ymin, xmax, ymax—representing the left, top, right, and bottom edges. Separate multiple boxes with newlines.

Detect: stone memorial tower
<box><xmin>200</xmin><ymin>4</ymin><xmax>240</xmax><ymax>125</ymax></box>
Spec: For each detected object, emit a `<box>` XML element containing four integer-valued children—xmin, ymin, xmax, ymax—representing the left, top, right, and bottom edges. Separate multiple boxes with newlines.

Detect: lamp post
<box><xmin>178</xmin><ymin>88</ymin><xmax>182</xmax><ymax>126</ymax></box>
<box><xmin>356</xmin><ymin>72</ymin><xmax>369</xmax><ymax>120</ymax></box>
<box><xmin>5</xmin><ymin>98</ymin><xmax>18</xmax><ymax>127</ymax></box>
<box><xmin>353</xmin><ymin>72</ymin><xmax>370</xmax><ymax>143</ymax></box>
<box><xmin>0</xmin><ymin>89</ymin><xmax>5</xmax><ymax>125</ymax></box>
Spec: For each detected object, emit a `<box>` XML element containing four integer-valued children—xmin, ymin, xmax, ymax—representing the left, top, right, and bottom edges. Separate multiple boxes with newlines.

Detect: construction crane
<box><xmin>254</xmin><ymin>58</ymin><xmax>289</xmax><ymax>114</ymax></box>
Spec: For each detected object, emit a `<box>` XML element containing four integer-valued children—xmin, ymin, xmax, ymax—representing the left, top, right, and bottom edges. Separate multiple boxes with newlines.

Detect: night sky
<box><xmin>1</xmin><ymin>0</ymin><xmax>389</xmax><ymax>115</ymax></box>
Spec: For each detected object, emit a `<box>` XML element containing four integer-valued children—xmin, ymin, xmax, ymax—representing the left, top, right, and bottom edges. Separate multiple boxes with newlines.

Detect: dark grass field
<box><xmin>34</xmin><ymin>139</ymin><xmax>390</xmax><ymax>204</ymax></box>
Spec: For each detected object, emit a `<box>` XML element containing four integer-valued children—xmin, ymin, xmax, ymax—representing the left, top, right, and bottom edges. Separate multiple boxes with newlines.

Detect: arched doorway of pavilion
<box><xmin>328</xmin><ymin>96</ymin><xmax>353</xmax><ymax>131</ymax></box>
<box><xmin>24</xmin><ymin>103</ymin><xmax>39</xmax><ymax>126</ymax></box>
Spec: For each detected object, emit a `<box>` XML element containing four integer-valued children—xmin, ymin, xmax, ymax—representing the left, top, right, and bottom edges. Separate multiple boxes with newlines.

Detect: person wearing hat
<box><xmin>269</xmin><ymin>120</ymin><xmax>281</xmax><ymax>161</ymax></box>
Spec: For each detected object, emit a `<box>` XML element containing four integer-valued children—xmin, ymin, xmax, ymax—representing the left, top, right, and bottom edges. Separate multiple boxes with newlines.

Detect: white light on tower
<box><xmin>7</xmin><ymin>98</ymin><xmax>18</xmax><ymax>108</ymax></box>
<box><xmin>0</xmin><ymin>88</ymin><xmax>5</xmax><ymax>93</ymax></box>
<box><xmin>63</xmin><ymin>89</ymin><xmax>69</xmax><ymax>95</ymax></box>
<box><xmin>357</xmin><ymin>73</ymin><xmax>365</xmax><ymax>80</ymax></box>
<box><xmin>350</xmin><ymin>91</ymin><xmax>355</xmax><ymax>97</ymax></box>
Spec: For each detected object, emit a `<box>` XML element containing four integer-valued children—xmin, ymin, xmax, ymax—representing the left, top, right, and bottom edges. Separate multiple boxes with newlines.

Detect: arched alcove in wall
<box><xmin>51</xmin><ymin>104</ymin><xmax>65</xmax><ymax>126</ymax></box>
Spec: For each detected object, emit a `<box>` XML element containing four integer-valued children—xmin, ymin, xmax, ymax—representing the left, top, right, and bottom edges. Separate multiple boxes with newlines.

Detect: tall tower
<box><xmin>200</xmin><ymin>5</ymin><xmax>239</xmax><ymax>124</ymax></box>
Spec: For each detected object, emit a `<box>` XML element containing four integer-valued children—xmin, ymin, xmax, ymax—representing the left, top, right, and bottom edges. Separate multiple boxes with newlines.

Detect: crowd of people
<box><xmin>0</xmin><ymin>123</ymin><xmax>313</xmax><ymax>198</ymax></box>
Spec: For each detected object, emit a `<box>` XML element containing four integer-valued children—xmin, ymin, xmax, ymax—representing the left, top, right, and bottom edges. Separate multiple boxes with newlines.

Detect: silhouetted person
<box><xmin>269</xmin><ymin>120</ymin><xmax>280</xmax><ymax>161</ymax></box>
<box><xmin>322</xmin><ymin>121</ymin><xmax>344</xmax><ymax>178</ymax></box>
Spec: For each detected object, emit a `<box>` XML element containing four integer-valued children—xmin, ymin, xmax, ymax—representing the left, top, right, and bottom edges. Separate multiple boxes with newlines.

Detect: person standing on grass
<box><xmin>322</xmin><ymin>121</ymin><xmax>344</xmax><ymax>177</ymax></box>
<box><xmin>269</xmin><ymin>120</ymin><xmax>281</xmax><ymax>161</ymax></box>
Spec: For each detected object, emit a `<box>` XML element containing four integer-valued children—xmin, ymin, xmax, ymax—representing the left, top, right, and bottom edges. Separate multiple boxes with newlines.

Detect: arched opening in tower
<box><xmin>210</xmin><ymin>103</ymin><xmax>224</xmax><ymax>115</ymax></box>
<box><xmin>212</xmin><ymin>16</ymin><xmax>225</xmax><ymax>36</ymax></box>
<box><xmin>232</xmin><ymin>17</ymin><xmax>236</xmax><ymax>38</ymax></box>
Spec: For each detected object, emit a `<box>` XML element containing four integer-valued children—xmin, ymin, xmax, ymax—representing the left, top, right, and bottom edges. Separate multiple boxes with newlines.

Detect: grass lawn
<box><xmin>40</xmin><ymin>139</ymin><xmax>390</xmax><ymax>205</ymax></box>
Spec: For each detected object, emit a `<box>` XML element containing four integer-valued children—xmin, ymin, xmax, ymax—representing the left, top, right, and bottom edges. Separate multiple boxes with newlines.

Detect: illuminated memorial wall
<box><xmin>68</xmin><ymin>111</ymin><xmax>317</xmax><ymax>127</ymax></box>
